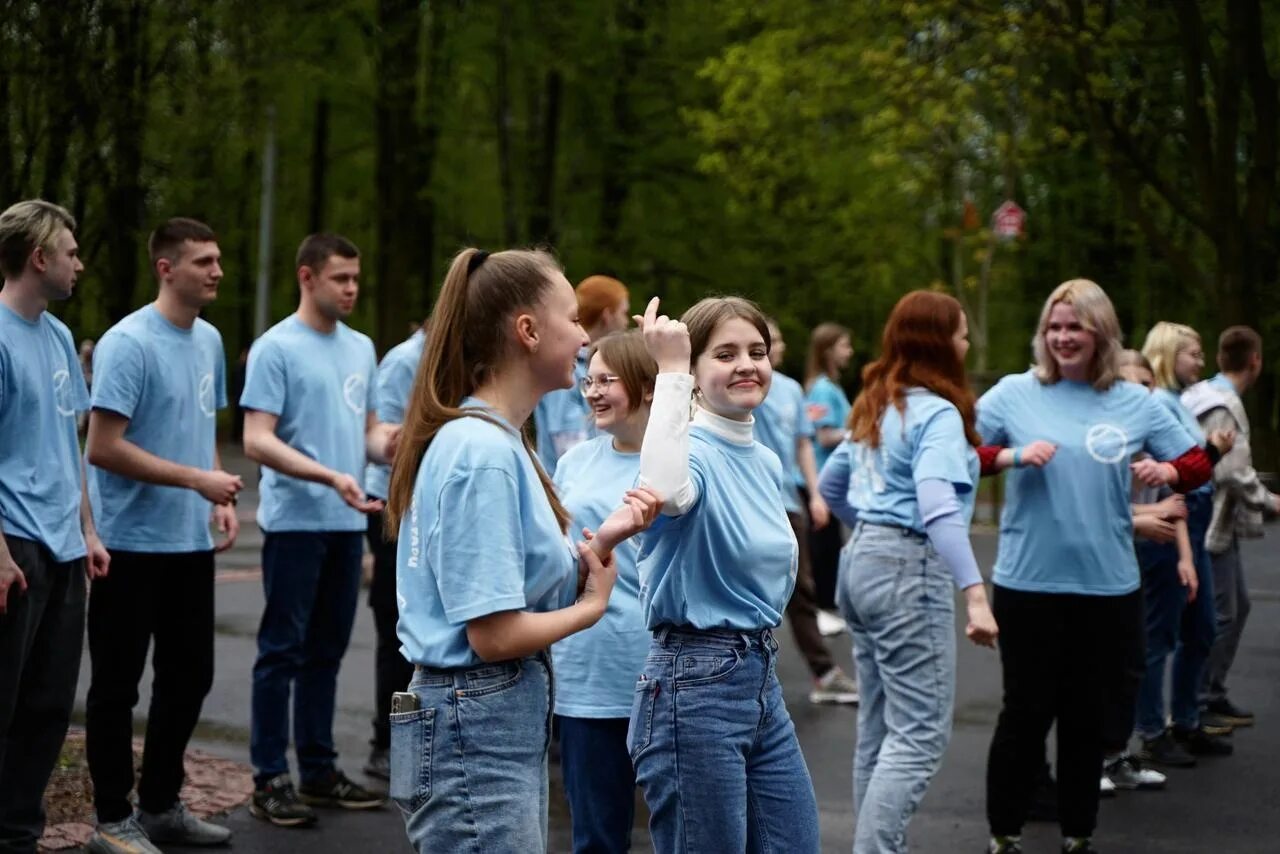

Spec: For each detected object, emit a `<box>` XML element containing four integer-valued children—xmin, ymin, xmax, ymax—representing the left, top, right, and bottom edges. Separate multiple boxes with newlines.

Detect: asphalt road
<box><xmin>70</xmin><ymin>448</ymin><xmax>1280</xmax><ymax>853</ymax></box>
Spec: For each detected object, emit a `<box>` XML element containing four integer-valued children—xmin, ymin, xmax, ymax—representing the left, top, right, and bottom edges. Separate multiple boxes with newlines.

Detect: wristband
<box><xmin>1012</xmin><ymin>447</ymin><xmax>1023</xmax><ymax>468</ymax></box>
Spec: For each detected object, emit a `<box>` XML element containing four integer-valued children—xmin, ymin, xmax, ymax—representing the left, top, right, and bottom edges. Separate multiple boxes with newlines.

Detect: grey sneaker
<box><xmin>139</xmin><ymin>801</ymin><xmax>232</xmax><ymax>846</ymax></box>
<box><xmin>809</xmin><ymin>668</ymin><xmax>859</xmax><ymax>705</ymax></box>
<box><xmin>1103</xmin><ymin>753</ymin><xmax>1166</xmax><ymax>791</ymax></box>
<box><xmin>87</xmin><ymin>815</ymin><xmax>164</xmax><ymax>854</ymax></box>
<box><xmin>364</xmin><ymin>746</ymin><xmax>391</xmax><ymax>781</ymax></box>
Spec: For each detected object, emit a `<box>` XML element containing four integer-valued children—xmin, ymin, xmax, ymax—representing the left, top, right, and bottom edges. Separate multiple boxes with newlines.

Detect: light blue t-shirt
<box><xmin>87</xmin><ymin>305</ymin><xmax>227</xmax><ymax>552</ymax></box>
<box><xmin>844</xmin><ymin>389</ymin><xmax>979</xmax><ymax>533</ymax></box>
<box><xmin>363</xmin><ymin>330</ymin><xmax>424</xmax><ymax>500</ymax></box>
<box><xmin>806</xmin><ymin>374</ymin><xmax>850</xmax><ymax>473</ymax></box>
<box><xmin>1152</xmin><ymin>386</ymin><xmax>1212</xmax><ymax>498</ymax></box>
<box><xmin>755</xmin><ymin>372</ymin><xmax>814</xmax><ymax>514</ymax></box>
<box><xmin>396</xmin><ymin>400</ymin><xmax>578</xmax><ymax>668</ymax></box>
<box><xmin>0</xmin><ymin>304</ymin><xmax>89</xmax><ymax>561</ymax></box>
<box><xmin>1208</xmin><ymin>372</ymin><xmax>1234</xmax><ymax>394</ymax></box>
<box><xmin>533</xmin><ymin>347</ymin><xmax>594</xmax><ymax>476</ymax></box>
<box><xmin>636</xmin><ymin>427</ymin><xmax>799</xmax><ymax>630</ymax></box>
<box><xmin>240</xmin><ymin>315</ymin><xmax>377</xmax><ymax>533</ymax></box>
<box><xmin>550</xmin><ymin>436</ymin><xmax>648</xmax><ymax>718</ymax></box>
<box><xmin>977</xmin><ymin>370</ymin><xmax>1197</xmax><ymax>595</ymax></box>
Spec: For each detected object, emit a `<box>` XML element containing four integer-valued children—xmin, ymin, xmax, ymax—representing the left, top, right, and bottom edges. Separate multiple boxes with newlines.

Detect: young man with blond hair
<box><xmin>0</xmin><ymin>199</ymin><xmax>110</xmax><ymax>853</ymax></box>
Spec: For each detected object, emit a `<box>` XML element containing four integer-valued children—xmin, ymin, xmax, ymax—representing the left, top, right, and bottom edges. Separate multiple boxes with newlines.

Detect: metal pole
<box><xmin>254</xmin><ymin>105</ymin><xmax>278</xmax><ymax>338</ymax></box>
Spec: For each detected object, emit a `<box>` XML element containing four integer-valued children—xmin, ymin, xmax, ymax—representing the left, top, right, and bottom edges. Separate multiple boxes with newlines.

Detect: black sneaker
<box><xmin>1138</xmin><ymin>730</ymin><xmax>1197</xmax><ymax>768</ymax></box>
<box><xmin>1203</xmin><ymin>697</ymin><xmax>1255</xmax><ymax>728</ymax></box>
<box><xmin>299</xmin><ymin>769</ymin><xmax>385</xmax><ymax>810</ymax></box>
<box><xmin>988</xmin><ymin>837</ymin><xmax>1024</xmax><ymax>853</ymax></box>
<box><xmin>1173</xmin><ymin>725</ymin><xmax>1234</xmax><ymax>756</ymax></box>
<box><xmin>1062</xmin><ymin>839</ymin><xmax>1099</xmax><ymax>853</ymax></box>
<box><xmin>251</xmin><ymin>775</ymin><xmax>317</xmax><ymax>827</ymax></box>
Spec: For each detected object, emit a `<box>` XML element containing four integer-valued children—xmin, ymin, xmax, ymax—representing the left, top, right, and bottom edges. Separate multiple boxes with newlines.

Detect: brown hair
<box><xmin>385</xmin><ymin>248</ymin><xmax>570</xmax><ymax>535</ymax></box>
<box><xmin>0</xmin><ymin>199</ymin><xmax>76</xmax><ymax>278</ymax></box>
<box><xmin>805</xmin><ymin>322</ymin><xmax>850</xmax><ymax>388</ymax></box>
<box><xmin>682</xmin><ymin>296</ymin><xmax>771</xmax><ymax>363</ymax></box>
<box><xmin>1218</xmin><ymin>326</ymin><xmax>1262</xmax><ymax>373</ymax></box>
<box><xmin>1031</xmin><ymin>278</ymin><xmax>1122</xmax><ymax>390</ymax></box>
<box><xmin>1117</xmin><ymin>348</ymin><xmax>1154</xmax><ymax>374</ymax></box>
<box><xmin>148</xmin><ymin>218</ymin><xmax>217</xmax><ymax>269</ymax></box>
<box><xmin>848</xmin><ymin>291</ymin><xmax>980</xmax><ymax>448</ymax></box>
<box><xmin>589</xmin><ymin>330</ymin><xmax>657</xmax><ymax>414</ymax></box>
<box><xmin>296</xmin><ymin>233</ymin><xmax>359</xmax><ymax>272</ymax></box>
<box><xmin>577</xmin><ymin>275</ymin><xmax>629</xmax><ymax>329</ymax></box>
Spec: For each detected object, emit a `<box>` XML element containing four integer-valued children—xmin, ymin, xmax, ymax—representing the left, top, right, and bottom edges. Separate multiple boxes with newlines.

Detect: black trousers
<box><xmin>0</xmin><ymin>536</ymin><xmax>86</xmax><ymax>853</ymax></box>
<box><xmin>366</xmin><ymin>510</ymin><xmax>413</xmax><ymax>750</ymax></box>
<box><xmin>85</xmin><ymin>550</ymin><xmax>215</xmax><ymax>822</ymax></box>
<box><xmin>798</xmin><ymin>486</ymin><xmax>842</xmax><ymax>610</ymax></box>
<box><xmin>986</xmin><ymin>585</ymin><xmax>1141</xmax><ymax>839</ymax></box>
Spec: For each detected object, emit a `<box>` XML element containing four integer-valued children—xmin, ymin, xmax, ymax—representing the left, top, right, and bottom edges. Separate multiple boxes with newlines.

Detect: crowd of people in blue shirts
<box><xmin>0</xmin><ymin>197</ymin><xmax>1274</xmax><ymax>854</ymax></box>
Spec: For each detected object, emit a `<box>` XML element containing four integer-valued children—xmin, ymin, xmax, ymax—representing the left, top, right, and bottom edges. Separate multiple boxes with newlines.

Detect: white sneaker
<box><xmin>1099</xmin><ymin>774</ymin><xmax>1117</xmax><ymax>797</ymax></box>
<box><xmin>86</xmin><ymin>815</ymin><xmax>164</xmax><ymax>854</ymax></box>
<box><xmin>1103</xmin><ymin>753</ymin><xmax>1166</xmax><ymax>791</ymax></box>
<box><xmin>809</xmin><ymin>668</ymin><xmax>859</xmax><ymax>705</ymax></box>
<box><xmin>816</xmin><ymin>609</ymin><xmax>847</xmax><ymax>636</ymax></box>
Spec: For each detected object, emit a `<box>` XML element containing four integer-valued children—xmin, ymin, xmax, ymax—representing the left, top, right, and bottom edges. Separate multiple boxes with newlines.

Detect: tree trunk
<box><xmin>494</xmin><ymin>0</ymin><xmax>519</xmax><ymax>245</ymax></box>
<box><xmin>528</xmin><ymin>70</ymin><xmax>561</xmax><ymax>245</ymax></box>
<box><xmin>309</xmin><ymin>96</ymin><xmax>330</xmax><ymax>233</ymax></box>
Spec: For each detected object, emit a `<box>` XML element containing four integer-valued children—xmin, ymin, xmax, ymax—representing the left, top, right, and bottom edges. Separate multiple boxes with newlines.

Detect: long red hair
<box><xmin>848</xmin><ymin>291</ymin><xmax>980</xmax><ymax>448</ymax></box>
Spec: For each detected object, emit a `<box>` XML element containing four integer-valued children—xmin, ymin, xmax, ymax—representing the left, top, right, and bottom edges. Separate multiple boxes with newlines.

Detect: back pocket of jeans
<box><xmin>627</xmin><ymin>677</ymin><xmax>659</xmax><ymax>760</ymax></box>
<box><xmin>390</xmin><ymin>707</ymin><xmax>435</xmax><ymax>812</ymax></box>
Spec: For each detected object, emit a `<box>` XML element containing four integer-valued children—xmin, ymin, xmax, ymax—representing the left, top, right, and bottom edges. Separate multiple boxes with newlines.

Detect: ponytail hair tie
<box><xmin>467</xmin><ymin>250</ymin><xmax>490</xmax><ymax>275</ymax></box>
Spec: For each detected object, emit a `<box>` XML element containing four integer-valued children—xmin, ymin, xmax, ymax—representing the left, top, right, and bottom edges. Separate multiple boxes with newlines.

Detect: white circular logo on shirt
<box><xmin>198</xmin><ymin>372</ymin><xmax>216</xmax><ymax>417</ymax></box>
<box><xmin>343</xmin><ymin>374</ymin><xmax>367</xmax><ymax>414</ymax></box>
<box><xmin>1085</xmin><ymin>423</ymin><xmax>1129</xmax><ymax>464</ymax></box>
<box><xmin>52</xmin><ymin>369</ymin><xmax>75</xmax><ymax>417</ymax></box>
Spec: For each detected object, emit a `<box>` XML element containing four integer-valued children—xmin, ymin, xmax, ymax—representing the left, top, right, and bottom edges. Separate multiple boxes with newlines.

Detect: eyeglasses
<box><xmin>579</xmin><ymin>374</ymin><xmax>620</xmax><ymax>396</ymax></box>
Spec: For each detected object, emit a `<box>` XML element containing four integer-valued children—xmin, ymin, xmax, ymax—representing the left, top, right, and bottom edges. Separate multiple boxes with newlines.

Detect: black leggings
<box><xmin>986</xmin><ymin>585</ymin><xmax>1142</xmax><ymax>839</ymax></box>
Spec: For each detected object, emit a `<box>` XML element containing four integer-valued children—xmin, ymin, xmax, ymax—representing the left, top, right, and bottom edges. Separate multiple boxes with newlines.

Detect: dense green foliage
<box><xmin>4</xmin><ymin>1</ymin><xmax>1278</xmax><ymax>460</ymax></box>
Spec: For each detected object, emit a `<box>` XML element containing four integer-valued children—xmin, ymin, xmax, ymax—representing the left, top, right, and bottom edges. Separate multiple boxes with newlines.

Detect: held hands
<box><xmin>212</xmin><ymin>503</ymin><xmax>240</xmax><ymax>553</ymax></box>
<box><xmin>575</xmin><ymin>541</ymin><xmax>617</xmax><ymax>619</ymax></box>
<box><xmin>195</xmin><ymin>469</ymin><xmax>244</xmax><ymax>505</ymax></box>
<box><xmin>1130</xmin><ymin>458</ymin><xmax>1177</xmax><ymax>488</ymax></box>
<box><xmin>590</xmin><ymin>487</ymin><xmax>664</xmax><ymax>555</ymax></box>
<box><xmin>1152</xmin><ymin>493</ymin><xmax>1187</xmax><ymax>521</ymax></box>
<box><xmin>1133</xmin><ymin>514</ymin><xmax>1177</xmax><ymax>543</ymax></box>
<box><xmin>634</xmin><ymin>297</ymin><xmax>692</xmax><ymax>374</ymax></box>
<box><xmin>331</xmin><ymin>472</ymin><xmax>384</xmax><ymax>514</ymax></box>
<box><xmin>1177</xmin><ymin>559</ymin><xmax>1199</xmax><ymax>603</ymax></box>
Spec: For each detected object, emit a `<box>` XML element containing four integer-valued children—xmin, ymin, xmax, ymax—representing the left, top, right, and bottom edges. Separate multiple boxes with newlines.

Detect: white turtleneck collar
<box><xmin>692</xmin><ymin>406</ymin><xmax>754</xmax><ymax>446</ymax></box>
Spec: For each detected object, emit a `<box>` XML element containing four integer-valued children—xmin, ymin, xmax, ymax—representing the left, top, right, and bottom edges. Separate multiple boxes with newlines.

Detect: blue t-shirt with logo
<box><xmin>533</xmin><ymin>347</ymin><xmax>594</xmax><ymax>476</ymax></box>
<box><xmin>88</xmin><ymin>305</ymin><xmax>227</xmax><ymax>552</ymax></box>
<box><xmin>364</xmin><ymin>330</ymin><xmax>424</xmax><ymax>500</ymax></box>
<box><xmin>0</xmin><ymin>304</ymin><xmax>89</xmax><ymax>561</ymax></box>
<box><xmin>550</xmin><ymin>435</ymin><xmax>648</xmax><ymax>718</ymax></box>
<box><xmin>637</xmin><ymin>427</ymin><xmax>798</xmax><ymax>630</ymax></box>
<box><xmin>844</xmin><ymin>389</ymin><xmax>979</xmax><ymax>533</ymax></box>
<box><xmin>396</xmin><ymin>400</ymin><xmax>577</xmax><ymax>668</ymax></box>
<box><xmin>755</xmin><ymin>372</ymin><xmax>814</xmax><ymax>514</ymax></box>
<box><xmin>240</xmin><ymin>315</ymin><xmax>377</xmax><ymax>533</ymax></box>
<box><xmin>806</xmin><ymin>374</ymin><xmax>850</xmax><ymax>474</ymax></box>
<box><xmin>977</xmin><ymin>370</ymin><xmax>1196</xmax><ymax>595</ymax></box>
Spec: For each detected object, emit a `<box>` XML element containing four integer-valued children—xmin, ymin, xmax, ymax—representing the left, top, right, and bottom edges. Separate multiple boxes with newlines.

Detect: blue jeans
<box><xmin>250</xmin><ymin>530</ymin><xmax>363</xmax><ymax>783</ymax></box>
<box><xmin>628</xmin><ymin>627</ymin><xmax>819</xmax><ymax>854</ymax></box>
<box><xmin>557</xmin><ymin>716</ymin><xmax>636</xmax><ymax>854</ymax></box>
<box><xmin>837</xmin><ymin>523</ymin><xmax>955</xmax><ymax>854</ymax></box>
<box><xmin>1134</xmin><ymin>493</ymin><xmax>1215</xmax><ymax>737</ymax></box>
<box><xmin>392</xmin><ymin>655</ymin><xmax>553</xmax><ymax>853</ymax></box>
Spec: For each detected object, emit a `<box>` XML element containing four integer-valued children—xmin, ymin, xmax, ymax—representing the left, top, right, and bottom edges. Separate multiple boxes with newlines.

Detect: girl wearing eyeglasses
<box><xmin>550</xmin><ymin>330</ymin><xmax>657</xmax><ymax>853</ymax></box>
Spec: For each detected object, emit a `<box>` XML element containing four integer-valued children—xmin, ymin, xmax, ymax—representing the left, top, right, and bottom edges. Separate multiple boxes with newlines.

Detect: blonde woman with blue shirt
<box><xmin>551</xmin><ymin>330</ymin><xmax>656</xmax><ymax>853</ymax></box>
<box><xmin>383</xmin><ymin>249</ymin><xmax>660</xmax><ymax>853</ymax></box>
<box><xmin>818</xmin><ymin>291</ymin><xmax>998</xmax><ymax>854</ymax></box>
<box><xmin>632</xmin><ymin>295</ymin><xmax>819</xmax><ymax>854</ymax></box>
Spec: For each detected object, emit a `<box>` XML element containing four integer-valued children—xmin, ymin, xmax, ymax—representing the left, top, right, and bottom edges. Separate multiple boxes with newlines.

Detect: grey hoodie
<box><xmin>1181</xmin><ymin>380</ymin><xmax>1271</xmax><ymax>553</ymax></box>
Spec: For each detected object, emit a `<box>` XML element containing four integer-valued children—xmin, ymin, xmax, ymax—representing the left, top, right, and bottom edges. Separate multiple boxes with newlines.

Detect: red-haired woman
<box><xmin>819</xmin><ymin>291</ymin><xmax>997</xmax><ymax>853</ymax></box>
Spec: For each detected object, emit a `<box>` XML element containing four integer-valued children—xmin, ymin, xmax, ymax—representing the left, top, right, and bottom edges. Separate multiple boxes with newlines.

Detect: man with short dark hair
<box><xmin>0</xmin><ymin>199</ymin><xmax>110</xmax><ymax>853</ymax></box>
<box><xmin>84</xmin><ymin>216</ymin><xmax>242</xmax><ymax>853</ymax></box>
<box><xmin>241</xmin><ymin>233</ymin><xmax>398</xmax><ymax>826</ymax></box>
<box><xmin>1182</xmin><ymin>325</ymin><xmax>1279</xmax><ymax>734</ymax></box>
